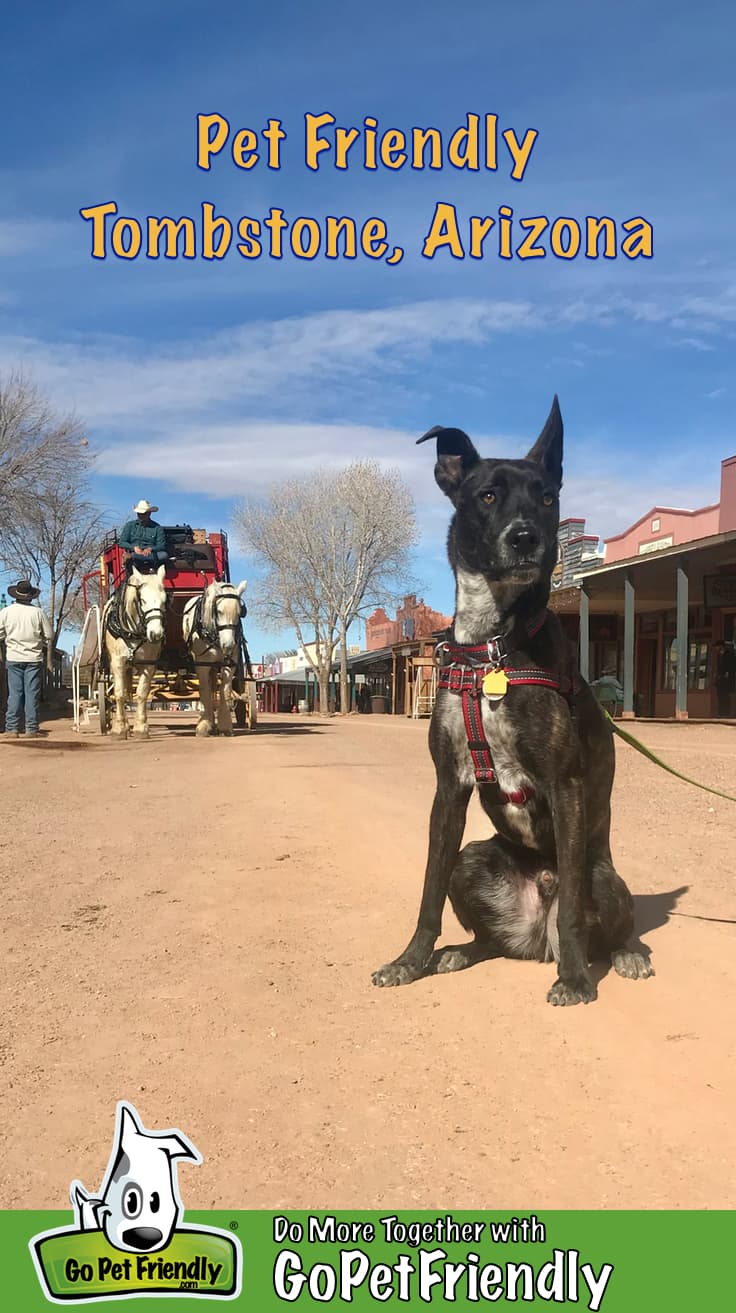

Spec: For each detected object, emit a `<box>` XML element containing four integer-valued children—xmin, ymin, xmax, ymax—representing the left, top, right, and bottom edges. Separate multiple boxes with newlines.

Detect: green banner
<box><xmin>3</xmin><ymin>1210</ymin><xmax>730</xmax><ymax>1310</ymax></box>
<box><xmin>32</xmin><ymin>1223</ymin><xmax>239</xmax><ymax>1300</ymax></box>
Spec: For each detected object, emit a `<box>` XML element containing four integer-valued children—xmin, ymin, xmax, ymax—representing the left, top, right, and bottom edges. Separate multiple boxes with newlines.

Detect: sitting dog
<box><xmin>372</xmin><ymin>397</ymin><xmax>652</xmax><ymax>1005</ymax></box>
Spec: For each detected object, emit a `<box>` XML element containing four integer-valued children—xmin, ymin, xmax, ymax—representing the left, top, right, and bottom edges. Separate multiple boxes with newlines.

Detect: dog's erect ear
<box><xmin>417</xmin><ymin>425</ymin><xmax>481</xmax><ymax>500</ymax></box>
<box><xmin>526</xmin><ymin>395</ymin><xmax>563</xmax><ymax>487</ymax></box>
<box><xmin>156</xmin><ymin>1132</ymin><xmax>202</xmax><ymax>1164</ymax></box>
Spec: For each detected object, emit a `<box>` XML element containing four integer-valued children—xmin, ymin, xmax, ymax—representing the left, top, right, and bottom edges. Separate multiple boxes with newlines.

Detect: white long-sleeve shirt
<box><xmin>0</xmin><ymin>602</ymin><xmax>53</xmax><ymax>662</ymax></box>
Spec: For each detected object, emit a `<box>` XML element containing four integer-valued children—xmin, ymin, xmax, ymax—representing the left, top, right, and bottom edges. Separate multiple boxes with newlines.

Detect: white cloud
<box><xmin>0</xmin><ymin>218</ymin><xmax>75</xmax><ymax>259</ymax></box>
<box><xmin>1</xmin><ymin>282</ymin><xmax>734</xmax><ymax>442</ymax></box>
<box><xmin>0</xmin><ymin>298</ymin><xmax>541</xmax><ymax>429</ymax></box>
<box><xmin>97</xmin><ymin>421</ymin><xmax>427</xmax><ymax>495</ymax></box>
<box><xmin>672</xmin><ymin>336</ymin><xmax>715</xmax><ymax>352</ymax></box>
<box><xmin>93</xmin><ymin>415</ymin><xmax>719</xmax><ymax>547</ymax></box>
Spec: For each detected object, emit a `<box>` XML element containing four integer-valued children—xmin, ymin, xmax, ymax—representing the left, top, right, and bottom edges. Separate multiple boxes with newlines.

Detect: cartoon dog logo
<box><xmin>70</xmin><ymin>1101</ymin><xmax>201</xmax><ymax>1254</ymax></box>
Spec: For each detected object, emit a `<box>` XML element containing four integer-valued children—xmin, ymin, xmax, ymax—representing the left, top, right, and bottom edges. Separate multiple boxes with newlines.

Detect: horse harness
<box><xmin>436</xmin><ymin>608</ymin><xmax>579</xmax><ymax>805</ymax></box>
<box><xmin>188</xmin><ymin>587</ymin><xmax>246</xmax><ymax>665</ymax></box>
<box><xmin>103</xmin><ymin>578</ymin><xmax>167</xmax><ymax>659</ymax></box>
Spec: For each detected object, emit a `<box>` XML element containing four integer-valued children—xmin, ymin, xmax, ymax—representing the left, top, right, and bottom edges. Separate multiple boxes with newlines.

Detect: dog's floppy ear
<box><xmin>526</xmin><ymin>395</ymin><xmax>563</xmax><ymax>487</ymax></box>
<box><xmin>417</xmin><ymin>425</ymin><xmax>480</xmax><ymax>500</ymax></box>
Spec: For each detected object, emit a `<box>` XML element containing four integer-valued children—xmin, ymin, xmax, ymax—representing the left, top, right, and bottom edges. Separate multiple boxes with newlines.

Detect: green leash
<box><xmin>603</xmin><ymin>710</ymin><xmax>736</xmax><ymax>804</ymax></box>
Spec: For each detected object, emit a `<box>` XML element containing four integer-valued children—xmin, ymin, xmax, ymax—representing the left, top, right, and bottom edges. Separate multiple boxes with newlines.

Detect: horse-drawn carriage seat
<box><xmin>169</xmin><ymin>543</ymin><xmax>218</xmax><ymax>572</ymax></box>
<box><xmin>162</xmin><ymin>526</ymin><xmax>218</xmax><ymax>574</ymax></box>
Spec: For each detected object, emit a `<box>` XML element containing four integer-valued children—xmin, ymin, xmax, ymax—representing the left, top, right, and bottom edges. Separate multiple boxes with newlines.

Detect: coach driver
<box><xmin>119</xmin><ymin>500</ymin><xmax>168</xmax><ymax>571</ymax></box>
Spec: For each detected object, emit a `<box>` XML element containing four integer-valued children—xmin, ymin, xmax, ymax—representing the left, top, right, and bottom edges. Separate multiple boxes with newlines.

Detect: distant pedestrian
<box><xmin>0</xmin><ymin>580</ymin><xmax>53</xmax><ymax>737</ymax></box>
<box><xmin>713</xmin><ymin>640</ymin><xmax>735</xmax><ymax>718</ymax></box>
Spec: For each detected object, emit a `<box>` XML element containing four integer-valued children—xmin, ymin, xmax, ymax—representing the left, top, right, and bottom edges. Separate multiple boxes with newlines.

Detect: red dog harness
<box><xmin>436</xmin><ymin>610</ymin><xmax>578</xmax><ymax>803</ymax></box>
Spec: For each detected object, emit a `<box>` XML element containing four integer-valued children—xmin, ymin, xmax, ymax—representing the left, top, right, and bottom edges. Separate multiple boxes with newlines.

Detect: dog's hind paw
<box><xmin>372</xmin><ymin>958</ymin><xmax>425</xmax><ymax>987</ymax></box>
<box><xmin>612</xmin><ymin>949</ymin><xmax>655</xmax><ymax>980</ymax></box>
<box><xmin>547</xmin><ymin>974</ymin><xmax>597</xmax><ymax>1006</ymax></box>
<box><xmin>431</xmin><ymin>941</ymin><xmax>494</xmax><ymax>974</ymax></box>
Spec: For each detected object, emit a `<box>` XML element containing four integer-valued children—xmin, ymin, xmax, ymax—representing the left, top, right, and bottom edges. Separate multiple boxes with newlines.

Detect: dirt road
<box><xmin>1</xmin><ymin>712</ymin><xmax>735</xmax><ymax>1210</ymax></box>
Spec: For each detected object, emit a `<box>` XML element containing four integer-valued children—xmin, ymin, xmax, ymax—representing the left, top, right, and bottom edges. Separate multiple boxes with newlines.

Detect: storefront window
<box><xmin>664</xmin><ymin>639</ymin><xmax>710</xmax><ymax>691</ymax></box>
<box><xmin>593</xmin><ymin>641</ymin><xmax>620</xmax><ymax>680</ymax></box>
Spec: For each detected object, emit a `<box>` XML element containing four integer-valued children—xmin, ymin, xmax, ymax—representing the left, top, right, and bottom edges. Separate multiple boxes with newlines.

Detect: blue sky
<box><xmin>1</xmin><ymin>0</ymin><xmax>734</xmax><ymax>653</ymax></box>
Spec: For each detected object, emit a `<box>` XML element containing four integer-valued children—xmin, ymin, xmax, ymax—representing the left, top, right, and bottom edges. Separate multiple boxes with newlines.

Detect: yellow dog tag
<box><xmin>482</xmin><ymin>669</ymin><xmax>508</xmax><ymax>699</ymax></box>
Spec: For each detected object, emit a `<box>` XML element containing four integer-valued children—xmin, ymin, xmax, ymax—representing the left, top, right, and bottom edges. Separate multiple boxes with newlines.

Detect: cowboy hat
<box><xmin>133</xmin><ymin>499</ymin><xmax>159</xmax><ymax>514</ymax></box>
<box><xmin>8</xmin><ymin>579</ymin><xmax>40</xmax><ymax>600</ymax></box>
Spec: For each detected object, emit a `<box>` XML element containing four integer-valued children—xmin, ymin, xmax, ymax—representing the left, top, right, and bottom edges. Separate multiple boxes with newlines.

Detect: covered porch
<box><xmin>576</xmin><ymin>530</ymin><xmax>736</xmax><ymax>719</ymax></box>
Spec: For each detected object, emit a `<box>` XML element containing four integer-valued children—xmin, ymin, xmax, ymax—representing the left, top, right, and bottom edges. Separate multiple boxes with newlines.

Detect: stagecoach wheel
<box><xmin>245</xmin><ymin>680</ymin><xmax>258</xmax><ymax>730</ymax></box>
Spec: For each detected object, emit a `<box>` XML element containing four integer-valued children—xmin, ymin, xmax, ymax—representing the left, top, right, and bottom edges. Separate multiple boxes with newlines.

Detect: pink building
<box><xmin>569</xmin><ymin>451</ymin><xmax>736</xmax><ymax>719</ymax></box>
<box><xmin>603</xmin><ymin>455</ymin><xmax>736</xmax><ymax>563</ymax></box>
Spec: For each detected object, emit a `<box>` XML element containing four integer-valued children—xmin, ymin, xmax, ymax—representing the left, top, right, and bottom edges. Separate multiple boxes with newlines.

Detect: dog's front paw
<box><xmin>372</xmin><ymin>957</ymin><xmax>426</xmax><ymax>988</ymax></box>
<box><xmin>547</xmin><ymin>973</ymin><xmax>597</xmax><ymax>1006</ymax></box>
<box><xmin>612</xmin><ymin>949</ymin><xmax>655</xmax><ymax>980</ymax></box>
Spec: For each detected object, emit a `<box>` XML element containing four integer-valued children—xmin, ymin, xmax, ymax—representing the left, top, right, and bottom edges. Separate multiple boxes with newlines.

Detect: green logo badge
<box><xmin>30</xmin><ymin>1101</ymin><xmax>242</xmax><ymax>1302</ymax></box>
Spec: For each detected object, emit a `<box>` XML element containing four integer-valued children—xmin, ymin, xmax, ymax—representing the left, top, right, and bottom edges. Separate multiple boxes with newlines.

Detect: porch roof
<box><xmin>574</xmin><ymin>530</ymin><xmax>736</xmax><ymax>611</ymax></box>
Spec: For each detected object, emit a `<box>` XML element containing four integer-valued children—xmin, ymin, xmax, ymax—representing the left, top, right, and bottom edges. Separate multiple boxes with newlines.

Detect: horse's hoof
<box><xmin>132</xmin><ymin>729</ymin><xmax>149</xmax><ymax>740</ymax></box>
<box><xmin>196</xmin><ymin>723</ymin><xmax>213</xmax><ymax>737</ymax></box>
<box><xmin>110</xmin><ymin>729</ymin><xmax>128</xmax><ymax>740</ymax></box>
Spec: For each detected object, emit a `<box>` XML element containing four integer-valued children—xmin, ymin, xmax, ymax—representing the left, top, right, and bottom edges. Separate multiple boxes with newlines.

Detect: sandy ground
<box><xmin>1</xmin><ymin>709</ymin><xmax>735</xmax><ymax>1211</ymax></box>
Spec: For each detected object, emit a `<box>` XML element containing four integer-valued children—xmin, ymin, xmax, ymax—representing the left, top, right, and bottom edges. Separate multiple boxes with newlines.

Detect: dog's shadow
<box><xmin>589</xmin><ymin>884</ymin><xmax>691</xmax><ymax>986</ymax></box>
<box><xmin>427</xmin><ymin>885</ymin><xmax>690</xmax><ymax>981</ymax></box>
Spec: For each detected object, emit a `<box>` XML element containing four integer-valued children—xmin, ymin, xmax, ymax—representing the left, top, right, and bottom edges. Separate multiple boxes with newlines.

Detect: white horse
<box><xmin>102</xmin><ymin>565</ymin><xmax>168</xmax><ymax>739</ymax></box>
<box><xmin>182</xmin><ymin>580</ymin><xmax>247</xmax><ymax>737</ymax></box>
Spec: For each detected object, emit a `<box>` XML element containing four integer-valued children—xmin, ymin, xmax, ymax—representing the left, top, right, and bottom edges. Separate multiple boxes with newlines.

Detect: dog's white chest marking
<box><xmin>480</xmin><ymin>698</ymin><xmax>532</xmax><ymax>797</ymax></box>
<box><xmin>453</xmin><ymin>570</ymin><xmax>503</xmax><ymax>644</ymax></box>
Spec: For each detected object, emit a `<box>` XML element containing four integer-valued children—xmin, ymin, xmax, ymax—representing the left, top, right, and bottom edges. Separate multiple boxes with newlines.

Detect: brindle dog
<box><xmin>372</xmin><ymin>397</ymin><xmax>653</xmax><ymax>1005</ymax></box>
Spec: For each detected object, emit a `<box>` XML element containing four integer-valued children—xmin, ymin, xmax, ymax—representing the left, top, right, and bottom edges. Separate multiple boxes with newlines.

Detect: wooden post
<box><xmin>579</xmin><ymin>588</ymin><xmax>590</xmax><ymax>681</ymax></box>
<box><xmin>622</xmin><ymin>575</ymin><xmax>635</xmax><ymax>719</ymax></box>
<box><xmin>676</xmin><ymin>564</ymin><xmax>689</xmax><ymax>720</ymax></box>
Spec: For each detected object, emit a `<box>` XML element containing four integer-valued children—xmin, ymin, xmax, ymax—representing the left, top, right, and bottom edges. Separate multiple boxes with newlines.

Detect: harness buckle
<box><xmin>487</xmin><ymin>635</ymin><xmax>507</xmax><ymax>669</ymax></box>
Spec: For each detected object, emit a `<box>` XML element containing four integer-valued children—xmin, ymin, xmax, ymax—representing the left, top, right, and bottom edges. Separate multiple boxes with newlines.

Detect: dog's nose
<box><xmin>509</xmin><ymin>524</ymin><xmax>540</xmax><ymax>553</ymax></box>
<box><xmin>122</xmin><ymin>1227</ymin><xmax>164</xmax><ymax>1250</ymax></box>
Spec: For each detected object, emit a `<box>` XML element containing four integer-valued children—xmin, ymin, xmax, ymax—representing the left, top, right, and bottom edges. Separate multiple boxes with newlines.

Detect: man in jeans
<box><xmin>0</xmin><ymin>579</ymin><xmax>53</xmax><ymax>738</ymax></box>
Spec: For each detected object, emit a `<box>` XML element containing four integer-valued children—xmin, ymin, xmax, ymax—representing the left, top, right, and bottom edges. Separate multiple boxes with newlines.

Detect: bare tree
<box><xmin>324</xmin><ymin>462</ymin><xmax>417</xmax><ymax>713</ymax></box>
<box><xmin>233</xmin><ymin>461</ymin><xmax>417</xmax><ymax>715</ymax></box>
<box><xmin>0</xmin><ymin>370</ymin><xmax>89</xmax><ymax>533</ymax></box>
<box><xmin>262</xmin><ymin>649</ymin><xmax>298</xmax><ymax>665</ymax></box>
<box><xmin>0</xmin><ymin>474</ymin><xmax>108</xmax><ymax>663</ymax></box>
<box><xmin>0</xmin><ymin>371</ymin><xmax>105</xmax><ymax>663</ymax></box>
<box><xmin>234</xmin><ymin>478</ymin><xmax>339</xmax><ymax>713</ymax></box>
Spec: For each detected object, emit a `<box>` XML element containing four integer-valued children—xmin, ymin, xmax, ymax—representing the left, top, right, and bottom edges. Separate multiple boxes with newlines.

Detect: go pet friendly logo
<box><xmin>30</xmin><ymin>1101</ymin><xmax>242</xmax><ymax>1302</ymax></box>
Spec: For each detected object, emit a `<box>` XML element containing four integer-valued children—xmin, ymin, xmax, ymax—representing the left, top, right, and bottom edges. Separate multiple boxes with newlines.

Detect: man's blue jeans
<box><xmin>6</xmin><ymin>662</ymin><xmax>43</xmax><ymax>733</ymax></box>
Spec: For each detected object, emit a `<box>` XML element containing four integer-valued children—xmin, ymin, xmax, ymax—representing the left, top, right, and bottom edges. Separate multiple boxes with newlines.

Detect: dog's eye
<box><xmin>481</xmin><ymin>490</ymin><xmax>496</xmax><ymax>505</ymax></box>
<box><xmin>122</xmin><ymin>1184</ymin><xmax>143</xmax><ymax>1219</ymax></box>
<box><xmin>149</xmin><ymin>1192</ymin><xmax>160</xmax><ymax>1214</ymax></box>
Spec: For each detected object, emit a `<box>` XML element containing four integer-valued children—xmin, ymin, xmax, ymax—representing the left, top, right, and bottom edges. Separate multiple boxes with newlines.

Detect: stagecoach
<box><xmin>72</xmin><ymin>525</ymin><xmax>258</xmax><ymax>734</ymax></box>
